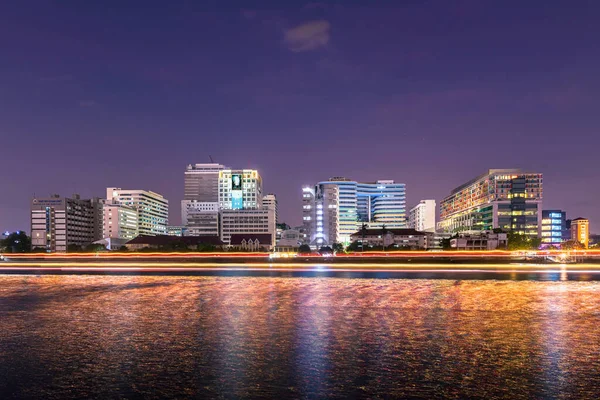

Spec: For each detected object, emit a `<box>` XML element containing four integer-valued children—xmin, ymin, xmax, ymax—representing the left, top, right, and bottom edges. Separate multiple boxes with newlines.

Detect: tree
<box><xmin>507</xmin><ymin>232</ymin><xmax>541</xmax><ymax>250</ymax></box>
<box><xmin>298</xmin><ymin>244</ymin><xmax>312</xmax><ymax>254</ymax></box>
<box><xmin>1</xmin><ymin>231</ymin><xmax>31</xmax><ymax>253</ymax></box>
<box><xmin>347</xmin><ymin>240</ymin><xmax>369</xmax><ymax>252</ymax></box>
<box><xmin>67</xmin><ymin>244</ymin><xmax>83</xmax><ymax>253</ymax></box>
<box><xmin>562</xmin><ymin>240</ymin><xmax>585</xmax><ymax>250</ymax></box>
<box><xmin>319</xmin><ymin>246</ymin><xmax>333</xmax><ymax>254</ymax></box>
<box><xmin>332</xmin><ymin>242</ymin><xmax>344</xmax><ymax>254</ymax></box>
<box><xmin>84</xmin><ymin>243</ymin><xmax>106</xmax><ymax>252</ymax></box>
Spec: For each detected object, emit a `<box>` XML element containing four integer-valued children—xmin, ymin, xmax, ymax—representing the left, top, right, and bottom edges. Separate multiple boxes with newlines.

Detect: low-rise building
<box><xmin>541</xmin><ymin>210</ymin><xmax>568</xmax><ymax>247</ymax></box>
<box><xmin>349</xmin><ymin>228</ymin><xmax>431</xmax><ymax>250</ymax></box>
<box><xmin>124</xmin><ymin>235</ymin><xmax>223</xmax><ymax>251</ymax></box>
<box><xmin>450</xmin><ymin>231</ymin><xmax>508</xmax><ymax>250</ymax></box>
<box><xmin>276</xmin><ymin>229</ymin><xmax>302</xmax><ymax>252</ymax></box>
<box><xmin>230</xmin><ymin>234</ymin><xmax>273</xmax><ymax>251</ymax></box>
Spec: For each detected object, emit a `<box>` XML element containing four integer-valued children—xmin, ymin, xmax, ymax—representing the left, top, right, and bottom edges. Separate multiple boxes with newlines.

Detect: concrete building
<box><xmin>439</xmin><ymin>169</ymin><xmax>543</xmax><ymax>237</ymax></box>
<box><xmin>408</xmin><ymin>200</ymin><xmax>436</xmax><ymax>232</ymax></box>
<box><xmin>450</xmin><ymin>231</ymin><xmax>508</xmax><ymax>250</ymax></box>
<box><xmin>349</xmin><ymin>228</ymin><xmax>431</xmax><ymax>250</ymax></box>
<box><xmin>167</xmin><ymin>226</ymin><xmax>186</xmax><ymax>237</ymax></box>
<box><xmin>219</xmin><ymin>208</ymin><xmax>275</xmax><ymax>246</ymax></box>
<box><xmin>230</xmin><ymin>234</ymin><xmax>273</xmax><ymax>251</ymax></box>
<box><xmin>181</xmin><ymin>201</ymin><xmax>219</xmax><ymax>236</ymax></box>
<box><xmin>107</xmin><ymin>188</ymin><xmax>168</xmax><ymax>236</ymax></box>
<box><xmin>218</xmin><ymin>169</ymin><xmax>262</xmax><ymax>210</ymax></box>
<box><xmin>262</xmin><ymin>194</ymin><xmax>278</xmax><ymax>223</ymax></box>
<box><xmin>184</xmin><ymin>163</ymin><xmax>227</xmax><ymax>201</ymax></box>
<box><xmin>302</xmin><ymin>177</ymin><xmax>407</xmax><ymax>246</ymax></box>
<box><xmin>125</xmin><ymin>235</ymin><xmax>223</xmax><ymax>251</ymax></box>
<box><xmin>31</xmin><ymin>194</ymin><xmax>103</xmax><ymax>252</ymax></box>
<box><xmin>302</xmin><ymin>184</ymin><xmax>339</xmax><ymax>247</ymax></box>
<box><xmin>571</xmin><ymin>218</ymin><xmax>590</xmax><ymax>248</ymax></box>
<box><xmin>102</xmin><ymin>201</ymin><xmax>138</xmax><ymax>241</ymax></box>
<box><xmin>541</xmin><ymin>210</ymin><xmax>567</xmax><ymax>247</ymax></box>
<box><xmin>276</xmin><ymin>229</ymin><xmax>302</xmax><ymax>252</ymax></box>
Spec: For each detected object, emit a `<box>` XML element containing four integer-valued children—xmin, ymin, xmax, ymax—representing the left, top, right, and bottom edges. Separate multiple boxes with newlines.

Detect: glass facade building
<box><xmin>541</xmin><ymin>210</ymin><xmax>567</xmax><ymax>247</ymax></box>
<box><xmin>439</xmin><ymin>169</ymin><xmax>543</xmax><ymax>237</ymax></box>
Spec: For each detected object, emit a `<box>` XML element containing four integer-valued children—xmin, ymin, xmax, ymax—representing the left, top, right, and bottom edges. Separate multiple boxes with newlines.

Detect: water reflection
<box><xmin>1</xmin><ymin>276</ymin><xmax>600</xmax><ymax>399</ymax></box>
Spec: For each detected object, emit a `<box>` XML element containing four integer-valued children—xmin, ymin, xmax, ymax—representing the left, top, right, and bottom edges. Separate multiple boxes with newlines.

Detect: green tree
<box><xmin>562</xmin><ymin>240</ymin><xmax>585</xmax><ymax>250</ymax></box>
<box><xmin>507</xmin><ymin>233</ymin><xmax>541</xmax><ymax>250</ymax></box>
<box><xmin>298</xmin><ymin>244</ymin><xmax>312</xmax><ymax>254</ymax></box>
<box><xmin>332</xmin><ymin>242</ymin><xmax>344</xmax><ymax>254</ymax></box>
<box><xmin>347</xmin><ymin>240</ymin><xmax>369</xmax><ymax>252</ymax></box>
<box><xmin>1</xmin><ymin>231</ymin><xmax>31</xmax><ymax>253</ymax></box>
<box><xmin>319</xmin><ymin>246</ymin><xmax>333</xmax><ymax>254</ymax></box>
<box><xmin>84</xmin><ymin>243</ymin><xmax>106</xmax><ymax>252</ymax></box>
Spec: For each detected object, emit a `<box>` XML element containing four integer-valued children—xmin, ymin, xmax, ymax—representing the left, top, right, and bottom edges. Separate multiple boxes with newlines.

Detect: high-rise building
<box><xmin>102</xmin><ymin>201</ymin><xmax>138</xmax><ymax>241</ymax></box>
<box><xmin>302</xmin><ymin>184</ymin><xmax>339</xmax><ymax>247</ymax></box>
<box><xmin>302</xmin><ymin>178</ymin><xmax>406</xmax><ymax>245</ymax></box>
<box><xmin>541</xmin><ymin>210</ymin><xmax>567</xmax><ymax>247</ymax></box>
<box><xmin>184</xmin><ymin>163</ymin><xmax>227</xmax><ymax>201</ymax></box>
<box><xmin>571</xmin><ymin>218</ymin><xmax>589</xmax><ymax>248</ymax></box>
<box><xmin>262</xmin><ymin>194</ymin><xmax>278</xmax><ymax>223</ymax></box>
<box><xmin>218</xmin><ymin>169</ymin><xmax>263</xmax><ymax>210</ymax></box>
<box><xmin>408</xmin><ymin>200</ymin><xmax>436</xmax><ymax>232</ymax></box>
<box><xmin>181</xmin><ymin>200</ymin><xmax>219</xmax><ymax>236</ymax></box>
<box><xmin>31</xmin><ymin>194</ymin><xmax>103</xmax><ymax>252</ymax></box>
<box><xmin>106</xmin><ymin>188</ymin><xmax>168</xmax><ymax>236</ymax></box>
<box><xmin>219</xmin><ymin>208</ymin><xmax>276</xmax><ymax>246</ymax></box>
<box><xmin>439</xmin><ymin>169</ymin><xmax>543</xmax><ymax>237</ymax></box>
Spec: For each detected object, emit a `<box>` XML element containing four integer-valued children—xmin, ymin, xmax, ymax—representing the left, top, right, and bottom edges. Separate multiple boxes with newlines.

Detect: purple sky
<box><xmin>1</xmin><ymin>0</ymin><xmax>599</xmax><ymax>232</ymax></box>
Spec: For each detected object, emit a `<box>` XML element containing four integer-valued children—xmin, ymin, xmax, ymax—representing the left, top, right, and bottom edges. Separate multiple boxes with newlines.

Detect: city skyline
<box><xmin>1</xmin><ymin>1</ymin><xmax>599</xmax><ymax>232</ymax></box>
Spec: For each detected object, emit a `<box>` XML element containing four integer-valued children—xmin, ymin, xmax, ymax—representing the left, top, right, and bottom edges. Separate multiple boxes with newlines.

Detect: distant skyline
<box><xmin>1</xmin><ymin>1</ymin><xmax>599</xmax><ymax>232</ymax></box>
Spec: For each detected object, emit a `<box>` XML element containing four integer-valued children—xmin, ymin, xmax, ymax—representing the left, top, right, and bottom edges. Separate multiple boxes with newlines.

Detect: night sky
<box><xmin>1</xmin><ymin>1</ymin><xmax>598</xmax><ymax>232</ymax></box>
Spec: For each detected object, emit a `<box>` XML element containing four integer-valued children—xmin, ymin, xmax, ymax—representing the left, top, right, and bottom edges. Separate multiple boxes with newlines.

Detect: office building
<box><xmin>349</xmin><ymin>228</ymin><xmax>432</xmax><ymax>250</ymax></box>
<box><xmin>181</xmin><ymin>200</ymin><xmax>219</xmax><ymax>236</ymax></box>
<box><xmin>302</xmin><ymin>184</ymin><xmax>339</xmax><ymax>247</ymax></box>
<box><xmin>31</xmin><ymin>194</ymin><xmax>102</xmax><ymax>252</ymax></box>
<box><xmin>218</xmin><ymin>169</ymin><xmax>262</xmax><ymax>210</ymax></box>
<box><xmin>107</xmin><ymin>188</ymin><xmax>168</xmax><ymax>236</ymax></box>
<box><xmin>184</xmin><ymin>163</ymin><xmax>227</xmax><ymax>201</ymax></box>
<box><xmin>167</xmin><ymin>226</ymin><xmax>187</xmax><ymax>237</ymax></box>
<box><xmin>571</xmin><ymin>218</ymin><xmax>589</xmax><ymax>248</ymax></box>
<box><xmin>439</xmin><ymin>169</ymin><xmax>543</xmax><ymax>237</ymax></box>
<box><xmin>408</xmin><ymin>200</ymin><xmax>436</xmax><ymax>232</ymax></box>
<box><xmin>262</xmin><ymin>194</ymin><xmax>278</xmax><ymax>223</ymax></box>
<box><xmin>302</xmin><ymin>177</ymin><xmax>406</xmax><ymax>245</ymax></box>
<box><xmin>102</xmin><ymin>201</ymin><xmax>138</xmax><ymax>241</ymax></box>
<box><xmin>541</xmin><ymin>210</ymin><xmax>567</xmax><ymax>247</ymax></box>
<box><xmin>219</xmin><ymin>208</ymin><xmax>275</xmax><ymax>246</ymax></box>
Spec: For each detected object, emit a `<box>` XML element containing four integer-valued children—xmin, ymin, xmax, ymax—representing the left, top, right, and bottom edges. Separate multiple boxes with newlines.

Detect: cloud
<box><xmin>284</xmin><ymin>20</ymin><xmax>330</xmax><ymax>52</ymax></box>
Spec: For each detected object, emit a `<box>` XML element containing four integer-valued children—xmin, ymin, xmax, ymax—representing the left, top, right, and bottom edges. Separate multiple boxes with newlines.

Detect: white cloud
<box><xmin>284</xmin><ymin>20</ymin><xmax>330</xmax><ymax>52</ymax></box>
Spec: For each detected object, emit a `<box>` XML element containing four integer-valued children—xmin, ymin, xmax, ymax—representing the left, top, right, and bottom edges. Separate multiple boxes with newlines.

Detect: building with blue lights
<box><xmin>302</xmin><ymin>177</ymin><xmax>406</xmax><ymax>246</ymax></box>
<box><xmin>541</xmin><ymin>210</ymin><xmax>567</xmax><ymax>247</ymax></box>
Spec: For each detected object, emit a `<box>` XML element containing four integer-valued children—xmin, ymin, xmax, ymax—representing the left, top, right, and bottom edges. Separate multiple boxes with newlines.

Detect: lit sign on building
<box><xmin>232</xmin><ymin>174</ymin><xmax>242</xmax><ymax>190</ymax></box>
<box><xmin>231</xmin><ymin>174</ymin><xmax>243</xmax><ymax>210</ymax></box>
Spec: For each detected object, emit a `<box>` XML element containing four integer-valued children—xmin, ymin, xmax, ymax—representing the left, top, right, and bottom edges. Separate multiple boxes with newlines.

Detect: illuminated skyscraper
<box><xmin>184</xmin><ymin>163</ymin><xmax>227</xmax><ymax>201</ymax></box>
<box><xmin>302</xmin><ymin>177</ymin><xmax>406</xmax><ymax>245</ymax></box>
<box><xmin>439</xmin><ymin>169</ymin><xmax>543</xmax><ymax>237</ymax></box>
<box><xmin>107</xmin><ymin>188</ymin><xmax>168</xmax><ymax>236</ymax></box>
<box><xmin>218</xmin><ymin>169</ymin><xmax>263</xmax><ymax>210</ymax></box>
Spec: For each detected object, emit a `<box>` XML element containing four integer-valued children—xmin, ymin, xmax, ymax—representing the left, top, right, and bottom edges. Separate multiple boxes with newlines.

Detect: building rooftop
<box><xmin>126</xmin><ymin>235</ymin><xmax>223</xmax><ymax>246</ymax></box>
<box><xmin>350</xmin><ymin>228</ymin><xmax>427</xmax><ymax>237</ymax></box>
<box><xmin>230</xmin><ymin>234</ymin><xmax>273</xmax><ymax>245</ymax></box>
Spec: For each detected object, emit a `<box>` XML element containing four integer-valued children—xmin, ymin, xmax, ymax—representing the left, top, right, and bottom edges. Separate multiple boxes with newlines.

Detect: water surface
<box><xmin>1</xmin><ymin>275</ymin><xmax>599</xmax><ymax>399</ymax></box>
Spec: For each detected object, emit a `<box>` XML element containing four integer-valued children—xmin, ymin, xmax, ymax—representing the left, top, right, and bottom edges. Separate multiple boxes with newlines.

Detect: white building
<box><xmin>181</xmin><ymin>200</ymin><xmax>219</xmax><ymax>236</ymax></box>
<box><xmin>302</xmin><ymin>184</ymin><xmax>339</xmax><ymax>247</ymax></box>
<box><xmin>218</xmin><ymin>169</ymin><xmax>262</xmax><ymax>210</ymax></box>
<box><xmin>102</xmin><ymin>201</ymin><xmax>138</xmax><ymax>241</ymax></box>
<box><xmin>106</xmin><ymin>188</ymin><xmax>168</xmax><ymax>236</ymax></box>
<box><xmin>450</xmin><ymin>231</ymin><xmax>508</xmax><ymax>250</ymax></box>
<box><xmin>408</xmin><ymin>200</ymin><xmax>436</xmax><ymax>232</ymax></box>
<box><xmin>31</xmin><ymin>194</ymin><xmax>103</xmax><ymax>252</ymax></box>
<box><xmin>219</xmin><ymin>208</ymin><xmax>275</xmax><ymax>246</ymax></box>
<box><xmin>262</xmin><ymin>194</ymin><xmax>278</xmax><ymax>223</ymax></box>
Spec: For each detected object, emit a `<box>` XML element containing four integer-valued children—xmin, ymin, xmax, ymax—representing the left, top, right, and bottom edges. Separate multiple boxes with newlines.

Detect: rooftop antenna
<box><xmin>209</xmin><ymin>155</ymin><xmax>214</xmax><ymax>163</ymax></box>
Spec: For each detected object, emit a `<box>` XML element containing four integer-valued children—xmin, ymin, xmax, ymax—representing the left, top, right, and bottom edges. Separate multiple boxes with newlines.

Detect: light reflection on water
<box><xmin>1</xmin><ymin>275</ymin><xmax>600</xmax><ymax>399</ymax></box>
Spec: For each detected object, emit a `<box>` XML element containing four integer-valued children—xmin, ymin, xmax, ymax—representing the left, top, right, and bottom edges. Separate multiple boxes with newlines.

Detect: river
<box><xmin>1</xmin><ymin>274</ymin><xmax>599</xmax><ymax>399</ymax></box>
